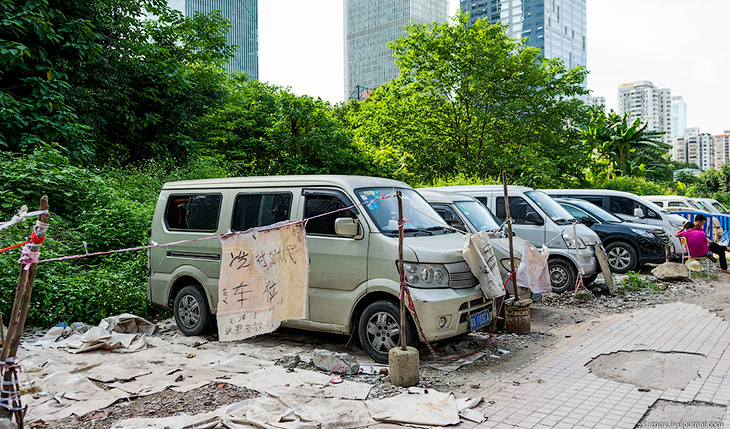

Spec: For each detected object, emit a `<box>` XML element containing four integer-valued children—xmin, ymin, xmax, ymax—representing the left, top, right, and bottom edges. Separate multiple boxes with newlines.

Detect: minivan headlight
<box><xmin>500</xmin><ymin>258</ymin><xmax>522</xmax><ymax>270</ymax></box>
<box><xmin>402</xmin><ymin>262</ymin><xmax>448</xmax><ymax>288</ymax></box>
<box><xmin>563</xmin><ymin>232</ymin><xmax>586</xmax><ymax>249</ymax></box>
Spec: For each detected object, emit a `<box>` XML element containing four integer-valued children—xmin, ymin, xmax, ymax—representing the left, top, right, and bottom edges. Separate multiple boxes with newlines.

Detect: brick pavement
<box><xmin>466</xmin><ymin>302</ymin><xmax>730</xmax><ymax>428</ymax></box>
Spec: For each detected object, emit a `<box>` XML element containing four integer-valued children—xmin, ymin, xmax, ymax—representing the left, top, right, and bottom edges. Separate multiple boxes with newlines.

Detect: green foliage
<box><xmin>1</xmin><ymin>0</ymin><xmax>234</xmax><ymax>164</ymax></box>
<box><xmin>619</xmin><ymin>271</ymin><xmax>663</xmax><ymax>293</ymax></box>
<box><xmin>349</xmin><ymin>11</ymin><xmax>591</xmax><ymax>186</ymax></box>
<box><xmin>583</xmin><ymin>110</ymin><xmax>672</xmax><ymax>179</ymax></box>
<box><xmin>415</xmin><ymin>173</ymin><xmax>501</xmax><ymax>188</ymax></box>
<box><xmin>199</xmin><ymin>76</ymin><xmax>372</xmax><ymax>176</ymax></box>
<box><xmin>588</xmin><ymin>176</ymin><xmax>670</xmax><ymax>196</ymax></box>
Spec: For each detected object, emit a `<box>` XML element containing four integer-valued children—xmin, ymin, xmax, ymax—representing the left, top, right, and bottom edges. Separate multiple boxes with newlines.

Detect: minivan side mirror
<box><xmin>334</xmin><ymin>217</ymin><xmax>359</xmax><ymax>236</ymax></box>
<box><xmin>525</xmin><ymin>212</ymin><xmax>544</xmax><ymax>225</ymax></box>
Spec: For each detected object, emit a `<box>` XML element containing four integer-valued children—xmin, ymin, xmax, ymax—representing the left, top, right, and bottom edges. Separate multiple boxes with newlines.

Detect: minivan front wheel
<box><xmin>549</xmin><ymin>259</ymin><xmax>577</xmax><ymax>293</ymax></box>
<box><xmin>358</xmin><ymin>300</ymin><xmax>417</xmax><ymax>364</ymax></box>
<box><xmin>174</xmin><ymin>285</ymin><xmax>215</xmax><ymax>336</ymax></box>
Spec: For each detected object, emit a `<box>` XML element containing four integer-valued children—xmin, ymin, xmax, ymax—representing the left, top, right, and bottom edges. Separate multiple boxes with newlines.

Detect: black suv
<box><xmin>556</xmin><ymin>198</ymin><xmax>667</xmax><ymax>273</ymax></box>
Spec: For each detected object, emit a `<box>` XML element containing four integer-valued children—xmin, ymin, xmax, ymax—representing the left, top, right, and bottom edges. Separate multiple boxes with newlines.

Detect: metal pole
<box><xmin>397</xmin><ymin>191</ymin><xmax>407</xmax><ymax>350</ymax></box>
<box><xmin>502</xmin><ymin>172</ymin><xmax>520</xmax><ymax>301</ymax></box>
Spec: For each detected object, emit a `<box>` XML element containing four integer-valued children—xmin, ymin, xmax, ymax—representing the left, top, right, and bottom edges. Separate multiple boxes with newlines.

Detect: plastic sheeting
<box><xmin>462</xmin><ymin>231</ymin><xmax>506</xmax><ymax>299</ymax></box>
<box><xmin>516</xmin><ymin>242</ymin><xmax>552</xmax><ymax>293</ymax></box>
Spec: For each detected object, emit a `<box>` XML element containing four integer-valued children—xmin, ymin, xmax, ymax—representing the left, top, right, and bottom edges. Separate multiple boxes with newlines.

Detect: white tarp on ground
<box><xmin>217</xmin><ymin>223</ymin><xmax>309</xmax><ymax>341</ymax></box>
<box><xmin>462</xmin><ymin>231</ymin><xmax>506</xmax><ymax>299</ymax></box>
<box><xmin>516</xmin><ymin>242</ymin><xmax>552</xmax><ymax>293</ymax></box>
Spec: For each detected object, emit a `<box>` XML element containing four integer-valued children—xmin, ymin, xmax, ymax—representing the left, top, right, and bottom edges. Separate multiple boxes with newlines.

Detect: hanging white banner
<box><xmin>217</xmin><ymin>223</ymin><xmax>309</xmax><ymax>341</ymax></box>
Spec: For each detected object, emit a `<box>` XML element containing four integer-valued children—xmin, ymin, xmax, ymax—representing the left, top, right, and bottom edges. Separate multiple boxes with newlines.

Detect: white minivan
<box><xmin>424</xmin><ymin>186</ymin><xmax>600</xmax><ymax>293</ymax></box>
<box><xmin>544</xmin><ymin>189</ymin><xmax>685</xmax><ymax>256</ymax></box>
<box><xmin>149</xmin><ymin>175</ymin><xmax>495</xmax><ymax>363</ymax></box>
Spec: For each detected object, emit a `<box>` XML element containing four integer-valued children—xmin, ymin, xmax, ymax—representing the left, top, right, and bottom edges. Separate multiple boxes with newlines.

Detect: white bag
<box><xmin>515</xmin><ymin>242</ymin><xmax>551</xmax><ymax>294</ymax></box>
<box><xmin>462</xmin><ymin>232</ymin><xmax>505</xmax><ymax>299</ymax></box>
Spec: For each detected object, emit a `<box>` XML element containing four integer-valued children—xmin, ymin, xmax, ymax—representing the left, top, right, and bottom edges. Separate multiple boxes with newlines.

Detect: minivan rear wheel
<box><xmin>358</xmin><ymin>300</ymin><xmax>417</xmax><ymax>364</ymax></box>
<box><xmin>174</xmin><ymin>285</ymin><xmax>215</xmax><ymax>336</ymax></box>
<box><xmin>549</xmin><ymin>259</ymin><xmax>577</xmax><ymax>293</ymax></box>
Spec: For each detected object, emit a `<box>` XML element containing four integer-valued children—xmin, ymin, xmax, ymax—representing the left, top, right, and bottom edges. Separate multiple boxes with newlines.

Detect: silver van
<box><xmin>424</xmin><ymin>185</ymin><xmax>600</xmax><ymax>293</ymax></box>
<box><xmin>148</xmin><ymin>175</ymin><xmax>494</xmax><ymax>363</ymax></box>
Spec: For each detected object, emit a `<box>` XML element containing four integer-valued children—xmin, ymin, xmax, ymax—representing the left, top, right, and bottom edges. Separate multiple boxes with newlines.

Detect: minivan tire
<box><xmin>549</xmin><ymin>259</ymin><xmax>577</xmax><ymax>293</ymax></box>
<box><xmin>358</xmin><ymin>300</ymin><xmax>418</xmax><ymax>364</ymax></box>
<box><xmin>174</xmin><ymin>285</ymin><xmax>215</xmax><ymax>336</ymax></box>
<box><xmin>605</xmin><ymin>241</ymin><xmax>638</xmax><ymax>274</ymax></box>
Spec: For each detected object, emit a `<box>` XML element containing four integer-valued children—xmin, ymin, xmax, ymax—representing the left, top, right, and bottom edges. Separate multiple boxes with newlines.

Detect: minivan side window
<box><xmin>571</xmin><ymin>195</ymin><xmax>604</xmax><ymax>207</ymax></box>
<box><xmin>165</xmin><ymin>194</ymin><xmax>222</xmax><ymax>232</ymax></box>
<box><xmin>609</xmin><ymin>196</ymin><xmax>660</xmax><ymax>219</ymax></box>
<box><xmin>668</xmin><ymin>202</ymin><xmax>689</xmax><ymax>208</ymax></box>
<box><xmin>495</xmin><ymin>197</ymin><xmax>538</xmax><ymax>224</ymax></box>
<box><xmin>232</xmin><ymin>193</ymin><xmax>292</xmax><ymax>231</ymax></box>
<box><xmin>431</xmin><ymin>204</ymin><xmax>465</xmax><ymax>230</ymax></box>
<box><xmin>304</xmin><ymin>195</ymin><xmax>357</xmax><ymax>236</ymax></box>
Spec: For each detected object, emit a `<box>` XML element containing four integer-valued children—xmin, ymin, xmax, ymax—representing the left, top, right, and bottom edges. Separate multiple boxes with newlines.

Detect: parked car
<box><xmin>418</xmin><ymin>189</ymin><xmax>530</xmax><ymax>299</ymax></box>
<box><xmin>691</xmin><ymin>198</ymin><xmax>730</xmax><ymax>215</ymax></box>
<box><xmin>644</xmin><ymin>195</ymin><xmax>704</xmax><ymax>212</ymax></box>
<box><xmin>543</xmin><ymin>189</ymin><xmax>686</xmax><ymax>256</ymax></box>
<box><xmin>149</xmin><ymin>175</ymin><xmax>495</xmax><ymax>363</ymax></box>
<box><xmin>555</xmin><ymin>198</ymin><xmax>667</xmax><ymax>273</ymax></box>
<box><xmin>423</xmin><ymin>185</ymin><xmax>600</xmax><ymax>293</ymax></box>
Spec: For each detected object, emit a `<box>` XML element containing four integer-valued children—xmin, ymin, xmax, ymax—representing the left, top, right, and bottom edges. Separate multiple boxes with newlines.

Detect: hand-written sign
<box><xmin>462</xmin><ymin>231</ymin><xmax>506</xmax><ymax>299</ymax></box>
<box><xmin>217</xmin><ymin>223</ymin><xmax>309</xmax><ymax>341</ymax></box>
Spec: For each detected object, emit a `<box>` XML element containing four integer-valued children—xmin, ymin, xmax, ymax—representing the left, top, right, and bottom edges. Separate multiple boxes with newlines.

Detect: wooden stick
<box><xmin>502</xmin><ymin>172</ymin><xmax>520</xmax><ymax>301</ymax></box>
<box><xmin>397</xmin><ymin>191</ymin><xmax>407</xmax><ymax>350</ymax></box>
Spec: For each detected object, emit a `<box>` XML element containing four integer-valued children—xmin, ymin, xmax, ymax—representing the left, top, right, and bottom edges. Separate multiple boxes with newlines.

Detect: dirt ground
<box><xmin>30</xmin><ymin>269</ymin><xmax>730</xmax><ymax>428</ymax></box>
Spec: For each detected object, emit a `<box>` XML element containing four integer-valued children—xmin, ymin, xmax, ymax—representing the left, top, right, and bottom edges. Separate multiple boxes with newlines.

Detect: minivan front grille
<box><xmin>458</xmin><ymin>296</ymin><xmax>491</xmax><ymax>324</ymax></box>
<box><xmin>444</xmin><ymin>261</ymin><xmax>479</xmax><ymax>289</ymax></box>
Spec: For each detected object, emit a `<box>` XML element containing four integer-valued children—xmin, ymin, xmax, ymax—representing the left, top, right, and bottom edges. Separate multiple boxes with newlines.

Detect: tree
<box><xmin>1</xmin><ymin>0</ymin><xmax>234</xmax><ymax>164</ymax></box>
<box><xmin>349</xmin><ymin>11</ymin><xmax>590</xmax><ymax>187</ymax></box>
<box><xmin>583</xmin><ymin>109</ymin><xmax>672</xmax><ymax>178</ymax></box>
<box><xmin>199</xmin><ymin>76</ymin><xmax>372</xmax><ymax>176</ymax></box>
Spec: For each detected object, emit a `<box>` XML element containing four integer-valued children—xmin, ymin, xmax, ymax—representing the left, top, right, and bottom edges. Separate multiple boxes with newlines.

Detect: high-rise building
<box><xmin>673</xmin><ymin>127</ymin><xmax>714</xmax><ymax>170</ymax></box>
<box><xmin>588</xmin><ymin>95</ymin><xmax>605</xmax><ymax>111</ymax></box>
<box><xmin>671</xmin><ymin>96</ymin><xmax>687</xmax><ymax>138</ymax></box>
<box><xmin>344</xmin><ymin>0</ymin><xmax>448</xmax><ymax>100</ymax></box>
<box><xmin>168</xmin><ymin>0</ymin><xmax>258</xmax><ymax>78</ymax></box>
<box><xmin>617</xmin><ymin>81</ymin><xmax>672</xmax><ymax>145</ymax></box>
<box><xmin>460</xmin><ymin>0</ymin><xmax>587</xmax><ymax>71</ymax></box>
<box><xmin>714</xmin><ymin>130</ymin><xmax>730</xmax><ymax>169</ymax></box>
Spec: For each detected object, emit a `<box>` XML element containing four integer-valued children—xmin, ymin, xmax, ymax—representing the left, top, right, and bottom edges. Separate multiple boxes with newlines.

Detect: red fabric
<box><xmin>677</xmin><ymin>229</ymin><xmax>709</xmax><ymax>257</ymax></box>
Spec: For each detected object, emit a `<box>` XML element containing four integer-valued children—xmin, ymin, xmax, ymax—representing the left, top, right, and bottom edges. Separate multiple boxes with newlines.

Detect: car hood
<box><xmin>490</xmin><ymin>236</ymin><xmax>525</xmax><ymax>260</ymax></box>
<box><xmin>403</xmin><ymin>233</ymin><xmax>466</xmax><ymax>264</ymax></box>
<box><xmin>574</xmin><ymin>223</ymin><xmax>600</xmax><ymax>245</ymax></box>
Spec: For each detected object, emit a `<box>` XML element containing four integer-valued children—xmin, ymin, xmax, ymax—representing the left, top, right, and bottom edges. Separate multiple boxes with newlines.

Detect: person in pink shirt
<box><xmin>676</xmin><ymin>215</ymin><xmax>730</xmax><ymax>273</ymax></box>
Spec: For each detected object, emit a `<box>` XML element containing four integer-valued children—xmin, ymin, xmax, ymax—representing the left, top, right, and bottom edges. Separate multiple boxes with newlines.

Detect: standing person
<box><xmin>676</xmin><ymin>215</ymin><xmax>730</xmax><ymax>273</ymax></box>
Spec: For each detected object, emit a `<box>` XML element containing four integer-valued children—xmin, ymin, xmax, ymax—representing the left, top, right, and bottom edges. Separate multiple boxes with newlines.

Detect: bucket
<box><xmin>505</xmin><ymin>304</ymin><xmax>530</xmax><ymax>334</ymax></box>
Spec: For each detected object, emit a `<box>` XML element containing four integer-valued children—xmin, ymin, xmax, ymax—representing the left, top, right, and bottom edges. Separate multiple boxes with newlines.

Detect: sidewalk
<box><xmin>468</xmin><ymin>302</ymin><xmax>730</xmax><ymax>428</ymax></box>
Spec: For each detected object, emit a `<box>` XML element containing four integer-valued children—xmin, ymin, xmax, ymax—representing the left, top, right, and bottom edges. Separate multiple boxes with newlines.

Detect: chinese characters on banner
<box><xmin>462</xmin><ymin>231</ymin><xmax>506</xmax><ymax>299</ymax></box>
<box><xmin>217</xmin><ymin>223</ymin><xmax>309</xmax><ymax>341</ymax></box>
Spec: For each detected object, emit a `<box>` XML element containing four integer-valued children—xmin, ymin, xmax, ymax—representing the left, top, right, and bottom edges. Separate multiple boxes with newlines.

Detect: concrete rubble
<box><xmin>311</xmin><ymin>348</ymin><xmax>360</xmax><ymax>374</ymax></box>
<box><xmin>651</xmin><ymin>261</ymin><xmax>690</xmax><ymax>280</ymax></box>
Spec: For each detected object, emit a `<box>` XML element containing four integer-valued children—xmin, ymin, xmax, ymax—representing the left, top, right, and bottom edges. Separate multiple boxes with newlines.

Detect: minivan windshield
<box><xmin>713</xmin><ymin>202</ymin><xmax>730</xmax><ymax>214</ymax></box>
<box><xmin>454</xmin><ymin>201</ymin><xmax>501</xmax><ymax>231</ymax></box>
<box><xmin>525</xmin><ymin>191</ymin><xmax>574</xmax><ymax>224</ymax></box>
<box><xmin>356</xmin><ymin>188</ymin><xmax>454</xmax><ymax>236</ymax></box>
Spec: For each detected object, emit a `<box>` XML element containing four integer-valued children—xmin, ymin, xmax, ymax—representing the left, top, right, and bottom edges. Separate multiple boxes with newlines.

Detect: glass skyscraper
<box><xmin>460</xmin><ymin>0</ymin><xmax>586</xmax><ymax>71</ymax></box>
<box><xmin>169</xmin><ymin>0</ymin><xmax>258</xmax><ymax>78</ymax></box>
<box><xmin>344</xmin><ymin>0</ymin><xmax>448</xmax><ymax>101</ymax></box>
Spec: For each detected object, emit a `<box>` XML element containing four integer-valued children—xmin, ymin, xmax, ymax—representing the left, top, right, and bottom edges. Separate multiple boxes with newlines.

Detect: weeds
<box><xmin>620</xmin><ymin>271</ymin><xmax>664</xmax><ymax>294</ymax></box>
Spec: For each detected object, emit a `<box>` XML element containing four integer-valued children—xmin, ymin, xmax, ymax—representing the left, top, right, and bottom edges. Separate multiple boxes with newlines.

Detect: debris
<box><xmin>329</xmin><ymin>376</ymin><xmax>343</xmax><ymax>384</ymax></box>
<box><xmin>277</xmin><ymin>353</ymin><xmax>300</xmax><ymax>369</ymax></box>
<box><xmin>379</xmin><ymin>368</ymin><xmax>389</xmax><ymax>375</ymax></box>
<box><xmin>575</xmin><ymin>289</ymin><xmax>594</xmax><ymax>301</ymax></box>
<box><xmin>311</xmin><ymin>349</ymin><xmax>359</xmax><ymax>374</ymax></box>
<box><xmin>184</xmin><ymin>353</ymin><xmax>196</xmax><ymax>359</ymax></box>
<box><xmin>651</xmin><ymin>262</ymin><xmax>689</xmax><ymax>281</ymax></box>
<box><xmin>366</xmin><ymin>389</ymin><xmax>460</xmax><ymax>426</ymax></box>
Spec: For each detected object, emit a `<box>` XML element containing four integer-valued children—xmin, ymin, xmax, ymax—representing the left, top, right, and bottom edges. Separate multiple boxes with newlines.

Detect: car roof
<box><xmin>423</xmin><ymin>185</ymin><xmax>535</xmax><ymax>194</ymax></box>
<box><xmin>644</xmin><ymin>195</ymin><xmax>692</xmax><ymax>202</ymax></box>
<box><xmin>162</xmin><ymin>175</ymin><xmax>409</xmax><ymax>191</ymax></box>
<box><xmin>417</xmin><ymin>189</ymin><xmax>479</xmax><ymax>204</ymax></box>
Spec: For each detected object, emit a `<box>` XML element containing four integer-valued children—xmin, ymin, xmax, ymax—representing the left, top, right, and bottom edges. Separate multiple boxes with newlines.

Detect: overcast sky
<box><xmin>259</xmin><ymin>0</ymin><xmax>730</xmax><ymax>135</ymax></box>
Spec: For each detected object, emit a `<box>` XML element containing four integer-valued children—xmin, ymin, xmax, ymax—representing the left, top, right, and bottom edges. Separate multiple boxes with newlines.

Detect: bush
<box><xmin>589</xmin><ymin>176</ymin><xmax>669</xmax><ymax>196</ymax></box>
<box><xmin>0</xmin><ymin>151</ymin><xmax>237</xmax><ymax>327</ymax></box>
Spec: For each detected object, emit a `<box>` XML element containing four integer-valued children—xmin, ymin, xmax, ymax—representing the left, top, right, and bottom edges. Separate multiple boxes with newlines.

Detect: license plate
<box><xmin>470</xmin><ymin>309</ymin><xmax>490</xmax><ymax>330</ymax></box>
